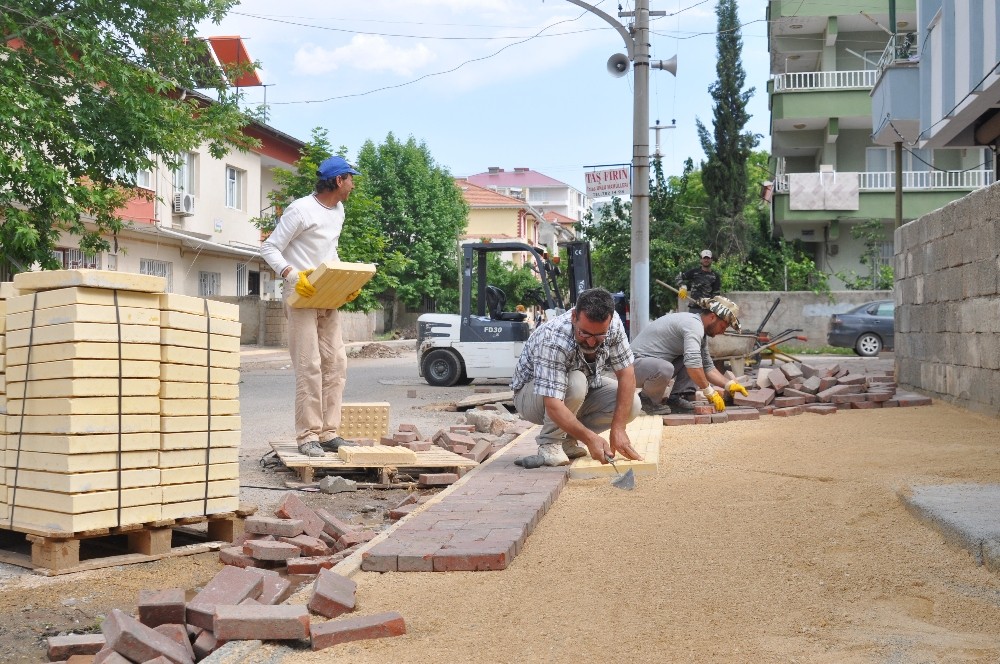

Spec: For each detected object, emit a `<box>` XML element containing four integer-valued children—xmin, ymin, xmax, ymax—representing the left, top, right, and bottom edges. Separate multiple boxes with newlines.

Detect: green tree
<box><xmin>251</xmin><ymin>128</ymin><xmax>401</xmax><ymax>312</ymax></box>
<box><xmin>695</xmin><ymin>0</ymin><xmax>760</xmax><ymax>257</ymax></box>
<box><xmin>356</xmin><ymin>134</ymin><xmax>468</xmax><ymax>318</ymax></box>
<box><xmin>577</xmin><ymin>196</ymin><xmax>632</xmax><ymax>296</ymax></box>
<box><xmin>1</xmin><ymin>1</ymin><xmax>255</xmax><ymax>272</ymax></box>
<box><xmin>835</xmin><ymin>218</ymin><xmax>893</xmax><ymax>290</ymax></box>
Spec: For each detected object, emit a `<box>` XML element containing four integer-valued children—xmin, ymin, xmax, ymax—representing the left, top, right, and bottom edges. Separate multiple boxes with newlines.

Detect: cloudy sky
<box><xmin>201</xmin><ymin>0</ymin><xmax>772</xmax><ymax>193</ymax></box>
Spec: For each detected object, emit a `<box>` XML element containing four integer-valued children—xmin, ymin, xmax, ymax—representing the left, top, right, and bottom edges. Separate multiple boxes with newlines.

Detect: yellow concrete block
<box><xmin>6</xmin><ymin>449</ymin><xmax>160</xmax><ymax>472</ymax></box>
<box><xmin>161</xmin><ymin>345</ymin><xmax>239</xmax><ymax>369</ymax></box>
<box><xmin>11</xmin><ymin>414</ymin><xmax>160</xmax><ymax>435</ymax></box>
<box><xmin>7</xmin><ymin>322</ymin><xmax>160</xmax><ymax>347</ymax></box>
<box><xmin>339</xmin><ymin>402</ymin><xmax>390</xmax><ymax>440</ymax></box>
<box><xmin>6</xmin><ymin>504</ymin><xmax>162</xmax><ymax>533</ymax></box>
<box><xmin>159</xmin><ymin>398</ymin><xmax>240</xmax><ymax>417</ymax></box>
<box><xmin>160</xmin><ymin>382</ymin><xmax>239</xmax><ymax>400</ymax></box>
<box><xmin>160</xmin><ymin>310</ymin><xmax>241</xmax><ymax>337</ymax></box>
<box><xmin>5</xmin><ymin>341</ymin><xmax>159</xmax><ymax>365</ymax></box>
<box><xmin>0</xmin><ymin>282</ymin><xmax>17</xmax><ymax>298</ymax></box>
<box><xmin>5</xmin><ymin>303</ymin><xmax>160</xmax><ymax>331</ymax></box>
<box><xmin>159</xmin><ymin>430</ymin><xmax>241</xmax><ymax>450</ymax></box>
<box><xmin>159</xmin><ymin>293</ymin><xmax>239</xmax><ymax>321</ymax></box>
<box><xmin>288</xmin><ymin>261</ymin><xmax>376</xmax><ymax>310</ymax></box>
<box><xmin>0</xmin><ymin>356</ymin><xmax>4</xmax><ymax>372</ymax></box>
<box><xmin>13</xmin><ymin>269</ymin><xmax>166</xmax><ymax>294</ymax></box>
<box><xmin>5</xmin><ymin>396</ymin><xmax>161</xmax><ymax>416</ymax></box>
<box><xmin>160</xmin><ymin>364</ymin><xmax>239</xmax><ymax>385</ymax></box>
<box><xmin>5</xmin><ymin>378</ymin><xmax>161</xmax><ymax>398</ymax></box>
<box><xmin>159</xmin><ymin>415</ymin><xmax>240</xmax><ymax>434</ymax></box>
<box><xmin>0</xmin><ymin>333</ymin><xmax>6</xmax><ymax>353</ymax></box>
<box><xmin>6</xmin><ymin>359</ymin><xmax>159</xmax><ymax>382</ymax></box>
<box><xmin>5</xmin><ymin>286</ymin><xmax>160</xmax><ymax>313</ymax></box>
<box><xmin>159</xmin><ymin>328</ymin><xmax>240</xmax><ymax>352</ymax></box>
<box><xmin>159</xmin><ymin>447</ymin><xmax>238</xmax><ymax>468</ymax></box>
<box><xmin>161</xmin><ymin>479</ymin><xmax>239</xmax><ymax>503</ymax></box>
<box><xmin>4</xmin><ymin>432</ymin><xmax>159</xmax><ymax>454</ymax></box>
<box><xmin>337</xmin><ymin>444</ymin><xmax>417</xmax><ymax>465</ymax></box>
<box><xmin>160</xmin><ymin>496</ymin><xmax>239</xmax><ymax>520</ymax></box>
<box><xmin>5</xmin><ymin>468</ymin><xmax>160</xmax><ymax>493</ymax></box>
<box><xmin>8</xmin><ymin>486</ymin><xmax>162</xmax><ymax>514</ymax></box>
<box><xmin>160</xmin><ymin>463</ymin><xmax>239</xmax><ymax>484</ymax></box>
<box><xmin>569</xmin><ymin>415</ymin><xmax>663</xmax><ymax>480</ymax></box>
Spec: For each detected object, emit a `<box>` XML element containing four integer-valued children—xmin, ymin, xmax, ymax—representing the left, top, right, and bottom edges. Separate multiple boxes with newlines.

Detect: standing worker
<box><xmin>631</xmin><ymin>296</ymin><xmax>748</xmax><ymax>414</ymax></box>
<box><xmin>677</xmin><ymin>249</ymin><xmax>721</xmax><ymax>312</ymax></box>
<box><xmin>260</xmin><ymin>155</ymin><xmax>361</xmax><ymax>457</ymax></box>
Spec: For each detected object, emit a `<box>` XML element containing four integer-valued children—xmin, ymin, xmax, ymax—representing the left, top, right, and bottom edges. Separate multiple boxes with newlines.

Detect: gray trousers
<box><xmin>633</xmin><ymin>356</ymin><xmax>696</xmax><ymax>403</ymax></box>
<box><xmin>513</xmin><ymin>371</ymin><xmax>641</xmax><ymax>446</ymax></box>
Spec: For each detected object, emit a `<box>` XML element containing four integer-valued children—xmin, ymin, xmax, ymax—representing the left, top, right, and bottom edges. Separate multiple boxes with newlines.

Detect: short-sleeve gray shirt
<box><xmin>629</xmin><ymin>312</ymin><xmax>714</xmax><ymax>371</ymax></box>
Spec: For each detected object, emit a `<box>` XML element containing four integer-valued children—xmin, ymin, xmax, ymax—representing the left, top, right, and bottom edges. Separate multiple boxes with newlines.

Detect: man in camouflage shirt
<box><xmin>677</xmin><ymin>249</ymin><xmax>721</xmax><ymax>312</ymax></box>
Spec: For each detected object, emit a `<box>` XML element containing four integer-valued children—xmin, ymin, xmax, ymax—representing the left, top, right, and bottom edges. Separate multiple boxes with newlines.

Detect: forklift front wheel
<box><xmin>421</xmin><ymin>349</ymin><xmax>463</xmax><ymax>387</ymax></box>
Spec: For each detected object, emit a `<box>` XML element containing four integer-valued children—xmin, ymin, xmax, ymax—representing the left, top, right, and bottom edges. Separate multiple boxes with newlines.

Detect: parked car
<box><xmin>827</xmin><ymin>300</ymin><xmax>895</xmax><ymax>356</ymax></box>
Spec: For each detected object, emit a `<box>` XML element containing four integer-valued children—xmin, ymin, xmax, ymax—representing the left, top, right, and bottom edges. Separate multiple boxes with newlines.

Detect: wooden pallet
<box><xmin>0</xmin><ymin>504</ymin><xmax>256</xmax><ymax>575</ymax></box>
<box><xmin>269</xmin><ymin>440</ymin><xmax>478</xmax><ymax>483</ymax></box>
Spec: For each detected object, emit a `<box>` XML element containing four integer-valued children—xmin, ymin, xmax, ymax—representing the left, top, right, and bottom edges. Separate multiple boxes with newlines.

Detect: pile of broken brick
<box><xmin>663</xmin><ymin>361</ymin><xmax>931</xmax><ymax>426</ymax></box>
<box><xmin>381</xmin><ymin>406</ymin><xmax>534</xmax><ymax>463</ymax></box>
<box><xmin>44</xmin><ymin>492</ymin><xmax>407</xmax><ymax>662</ymax></box>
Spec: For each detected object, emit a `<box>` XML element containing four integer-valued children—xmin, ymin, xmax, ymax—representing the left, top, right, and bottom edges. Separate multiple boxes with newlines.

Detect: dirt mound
<box><xmin>350</xmin><ymin>343</ymin><xmax>401</xmax><ymax>359</ymax></box>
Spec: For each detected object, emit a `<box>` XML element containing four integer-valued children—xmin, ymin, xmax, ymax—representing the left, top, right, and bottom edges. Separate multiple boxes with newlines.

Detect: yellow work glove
<box><xmin>726</xmin><ymin>379</ymin><xmax>748</xmax><ymax>398</ymax></box>
<box><xmin>346</xmin><ymin>289</ymin><xmax>362</xmax><ymax>303</ymax></box>
<box><xmin>704</xmin><ymin>385</ymin><xmax>726</xmax><ymax>412</ymax></box>
<box><xmin>678</xmin><ymin>285</ymin><xmax>688</xmax><ymax>300</ymax></box>
<box><xmin>294</xmin><ymin>269</ymin><xmax>316</xmax><ymax>298</ymax></box>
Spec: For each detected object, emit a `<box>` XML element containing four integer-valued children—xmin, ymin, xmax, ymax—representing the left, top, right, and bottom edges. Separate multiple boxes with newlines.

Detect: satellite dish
<box><xmin>607</xmin><ymin>53</ymin><xmax>631</xmax><ymax>78</ymax></box>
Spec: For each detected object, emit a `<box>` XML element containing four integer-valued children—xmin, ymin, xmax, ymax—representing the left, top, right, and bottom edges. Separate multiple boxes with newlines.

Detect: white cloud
<box><xmin>293</xmin><ymin>35</ymin><xmax>437</xmax><ymax>77</ymax></box>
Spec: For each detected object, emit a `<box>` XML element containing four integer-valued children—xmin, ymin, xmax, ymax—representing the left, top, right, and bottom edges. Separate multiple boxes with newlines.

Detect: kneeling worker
<box><xmin>631</xmin><ymin>296</ymin><xmax>749</xmax><ymax>415</ymax></box>
<box><xmin>511</xmin><ymin>288</ymin><xmax>644</xmax><ymax>468</ymax></box>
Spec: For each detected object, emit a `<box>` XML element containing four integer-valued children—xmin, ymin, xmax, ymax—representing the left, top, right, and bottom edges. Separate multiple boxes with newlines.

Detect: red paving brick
<box><xmin>310</xmin><ymin>611</ymin><xmax>406</xmax><ymax>650</ymax></box>
<box><xmin>102</xmin><ymin>609</ymin><xmax>194</xmax><ymax>664</ymax></box>
<box><xmin>137</xmin><ymin>588</ymin><xmax>186</xmax><ymax>628</ymax></box>
<box><xmin>47</xmin><ymin>634</ymin><xmax>107</xmax><ymax>660</ymax></box>
<box><xmin>186</xmin><ymin>566</ymin><xmax>264</xmax><ymax>631</ymax></box>
<box><xmin>213</xmin><ymin>605</ymin><xmax>311</xmax><ymax>641</ymax></box>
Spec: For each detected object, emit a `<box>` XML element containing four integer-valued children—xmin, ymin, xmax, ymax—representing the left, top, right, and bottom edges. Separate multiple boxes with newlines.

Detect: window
<box><xmin>865</xmin><ymin>147</ymin><xmax>932</xmax><ymax>172</ymax></box>
<box><xmin>875</xmin><ymin>302</ymin><xmax>895</xmax><ymax>317</ymax></box>
<box><xmin>106</xmin><ymin>254</ymin><xmax>118</xmax><ymax>271</ymax></box>
<box><xmin>53</xmin><ymin>247</ymin><xmax>101</xmax><ymax>269</ymax></box>
<box><xmin>140</xmin><ymin>258</ymin><xmax>173</xmax><ymax>292</ymax></box>
<box><xmin>225</xmin><ymin>166</ymin><xmax>245</xmax><ymax>210</ymax></box>
<box><xmin>136</xmin><ymin>167</ymin><xmax>153</xmax><ymax>190</ymax></box>
<box><xmin>236</xmin><ymin>263</ymin><xmax>248</xmax><ymax>296</ymax></box>
<box><xmin>199</xmin><ymin>271</ymin><xmax>221</xmax><ymax>297</ymax></box>
<box><xmin>172</xmin><ymin>152</ymin><xmax>197</xmax><ymax>194</ymax></box>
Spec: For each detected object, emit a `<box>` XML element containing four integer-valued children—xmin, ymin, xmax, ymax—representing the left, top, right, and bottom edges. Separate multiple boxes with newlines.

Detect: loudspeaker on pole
<box><xmin>652</xmin><ymin>55</ymin><xmax>677</xmax><ymax>76</ymax></box>
<box><xmin>606</xmin><ymin>53</ymin><xmax>630</xmax><ymax>78</ymax></box>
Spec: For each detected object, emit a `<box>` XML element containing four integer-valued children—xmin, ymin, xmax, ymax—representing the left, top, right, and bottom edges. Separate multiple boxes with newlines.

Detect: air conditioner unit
<box><xmin>172</xmin><ymin>192</ymin><xmax>196</xmax><ymax>216</ymax></box>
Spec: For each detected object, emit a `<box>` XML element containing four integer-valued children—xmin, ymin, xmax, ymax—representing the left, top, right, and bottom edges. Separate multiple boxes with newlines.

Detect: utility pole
<box><xmin>564</xmin><ymin>0</ymin><xmax>672</xmax><ymax>338</ymax></box>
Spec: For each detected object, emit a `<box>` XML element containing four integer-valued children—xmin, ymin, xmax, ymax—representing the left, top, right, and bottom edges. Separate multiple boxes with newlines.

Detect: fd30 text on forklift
<box><xmin>416</xmin><ymin>240</ymin><xmax>594</xmax><ymax>386</ymax></box>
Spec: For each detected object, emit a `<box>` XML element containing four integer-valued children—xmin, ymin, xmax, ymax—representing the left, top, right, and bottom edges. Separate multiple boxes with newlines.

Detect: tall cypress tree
<box><xmin>695</xmin><ymin>0</ymin><xmax>759</xmax><ymax>257</ymax></box>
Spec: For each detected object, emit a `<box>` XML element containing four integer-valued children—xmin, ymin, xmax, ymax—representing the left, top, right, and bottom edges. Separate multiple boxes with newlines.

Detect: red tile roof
<box><xmin>455</xmin><ymin>179</ymin><xmax>526</xmax><ymax>208</ymax></box>
<box><xmin>543</xmin><ymin>211</ymin><xmax>576</xmax><ymax>226</ymax></box>
<box><xmin>465</xmin><ymin>168</ymin><xmax>571</xmax><ymax>189</ymax></box>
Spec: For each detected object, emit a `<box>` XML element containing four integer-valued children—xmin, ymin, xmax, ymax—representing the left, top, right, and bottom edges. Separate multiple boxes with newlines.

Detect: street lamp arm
<box><xmin>564</xmin><ymin>0</ymin><xmax>635</xmax><ymax>60</ymax></box>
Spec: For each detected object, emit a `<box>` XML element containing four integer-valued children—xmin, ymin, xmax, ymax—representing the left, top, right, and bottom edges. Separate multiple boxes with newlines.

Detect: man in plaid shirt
<box><xmin>511</xmin><ymin>288</ymin><xmax>643</xmax><ymax>468</ymax></box>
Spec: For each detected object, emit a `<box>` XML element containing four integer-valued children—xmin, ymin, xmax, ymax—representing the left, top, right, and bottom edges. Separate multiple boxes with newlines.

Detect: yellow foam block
<box><xmin>10</xmin><ymin>414</ymin><xmax>161</xmax><ymax>435</ymax></box>
<box><xmin>160</xmin><ymin>310</ymin><xmax>241</xmax><ymax>337</ymax></box>
<box><xmin>159</xmin><ymin>415</ymin><xmax>241</xmax><ymax>434</ymax></box>
<box><xmin>159</xmin><ymin>399</ymin><xmax>240</xmax><ymax>417</ymax></box>
<box><xmin>6</xmin><ymin>449</ymin><xmax>159</xmax><ymax>473</ymax></box>
<box><xmin>569</xmin><ymin>414</ymin><xmax>663</xmax><ymax>480</ymax></box>
<box><xmin>5</xmin><ymin>286</ymin><xmax>159</xmax><ymax>313</ymax></box>
<box><xmin>5</xmin><ymin>396</ymin><xmax>161</xmax><ymax>416</ymax></box>
<box><xmin>159</xmin><ymin>328</ymin><xmax>241</xmax><ymax>353</ymax></box>
<box><xmin>159</xmin><ymin>293</ymin><xmax>239</xmax><ymax>321</ymax></box>
<box><xmin>339</xmin><ymin>402</ymin><xmax>390</xmax><ymax>440</ymax></box>
<box><xmin>5</xmin><ymin>303</ymin><xmax>160</xmax><ymax>331</ymax></box>
<box><xmin>161</xmin><ymin>345</ymin><xmax>239</xmax><ymax>369</ymax></box>
<box><xmin>4</xmin><ymin>432</ymin><xmax>159</xmax><ymax>454</ymax></box>
<box><xmin>5</xmin><ymin>468</ymin><xmax>160</xmax><ymax>493</ymax></box>
<box><xmin>288</xmin><ymin>261</ymin><xmax>376</xmax><ymax>310</ymax></box>
<box><xmin>13</xmin><ymin>269</ymin><xmax>166</xmax><ymax>294</ymax></box>
<box><xmin>337</xmin><ymin>444</ymin><xmax>417</xmax><ymax>465</ymax></box>
<box><xmin>5</xmin><ymin>341</ymin><xmax>160</xmax><ymax>365</ymax></box>
<box><xmin>161</xmin><ymin>479</ymin><xmax>239</xmax><ymax>503</ymax></box>
<box><xmin>5</xmin><ymin>378</ymin><xmax>161</xmax><ymax>398</ymax></box>
<box><xmin>159</xmin><ymin>430</ymin><xmax>241</xmax><ymax>450</ymax></box>
<box><xmin>160</xmin><ymin>382</ymin><xmax>239</xmax><ymax>400</ymax></box>
<box><xmin>160</xmin><ymin>463</ymin><xmax>239</xmax><ymax>485</ymax></box>
<box><xmin>161</xmin><ymin>364</ymin><xmax>239</xmax><ymax>385</ymax></box>
<box><xmin>7</xmin><ymin>322</ymin><xmax>160</xmax><ymax>347</ymax></box>
<box><xmin>8</xmin><ymin>486</ymin><xmax>162</xmax><ymax>514</ymax></box>
<box><xmin>6</xmin><ymin>359</ymin><xmax>159</xmax><ymax>382</ymax></box>
<box><xmin>159</xmin><ymin>447</ymin><xmax>238</xmax><ymax>468</ymax></box>
<box><xmin>159</xmin><ymin>496</ymin><xmax>239</xmax><ymax>520</ymax></box>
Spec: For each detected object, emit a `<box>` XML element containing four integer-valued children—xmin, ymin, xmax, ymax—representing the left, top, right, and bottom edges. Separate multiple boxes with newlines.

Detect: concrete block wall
<box><xmin>894</xmin><ymin>181</ymin><xmax>1000</xmax><ymax>417</ymax></box>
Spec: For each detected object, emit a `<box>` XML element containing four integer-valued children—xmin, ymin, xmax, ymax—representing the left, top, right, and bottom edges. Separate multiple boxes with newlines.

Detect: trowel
<box><xmin>606</xmin><ymin>455</ymin><xmax>636</xmax><ymax>491</ymax></box>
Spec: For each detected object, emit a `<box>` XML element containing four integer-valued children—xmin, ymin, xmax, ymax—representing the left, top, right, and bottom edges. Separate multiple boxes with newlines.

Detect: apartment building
<box><xmin>464</xmin><ymin>167</ymin><xmax>591</xmax><ymax>224</ymax></box>
<box><xmin>766</xmin><ymin>0</ymin><xmax>994</xmax><ymax>288</ymax></box>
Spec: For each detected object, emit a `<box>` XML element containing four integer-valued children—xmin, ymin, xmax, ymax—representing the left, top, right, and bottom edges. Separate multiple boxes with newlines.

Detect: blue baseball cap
<box><xmin>317</xmin><ymin>156</ymin><xmax>360</xmax><ymax>180</ymax></box>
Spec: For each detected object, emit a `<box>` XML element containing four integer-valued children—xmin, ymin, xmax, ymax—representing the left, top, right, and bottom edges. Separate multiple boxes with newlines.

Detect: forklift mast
<box><xmin>559</xmin><ymin>240</ymin><xmax>593</xmax><ymax>307</ymax></box>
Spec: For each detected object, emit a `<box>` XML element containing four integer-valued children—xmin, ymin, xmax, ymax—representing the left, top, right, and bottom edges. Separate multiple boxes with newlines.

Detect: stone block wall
<box><xmin>894</xmin><ymin>181</ymin><xmax>1000</xmax><ymax>417</ymax></box>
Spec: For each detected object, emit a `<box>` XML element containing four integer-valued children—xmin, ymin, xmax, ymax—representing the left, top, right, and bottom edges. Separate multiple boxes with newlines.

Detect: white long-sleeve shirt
<box><xmin>260</xmin><ymin>194</ymin><xmax>344</xmax><ymax>279</ymax></box>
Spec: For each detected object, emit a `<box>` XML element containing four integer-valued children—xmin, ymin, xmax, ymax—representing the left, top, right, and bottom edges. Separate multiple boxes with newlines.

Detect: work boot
<box><xmin>665</xmin><ymin>394</ymin><xmax>696</xmax><ymax>412</ymax></box>
<box><xmin>562</xmin><ymin>441</ymin><xmax>588</xmax><ymax>459</ymax></box>
<box><xmin>319</xmin><ymin>436</ymin><xmax>356</xmax><ymax>453</ymax></box>
<box><xmin>639</xmin><ymin>393</ymin><xmax>672</xmax><ymax>416</ymax></box>
<box><xmin>537</xmin><ymin>442</ymin><xmax>571</xmax><ymax>466</ymax></box>
<box><xmin>297</xmin><ymin>440</ymin><xmax>325</xmax><ymax>457</ymax></box>
<box><xmin>514</xmin><ymin>454</ymin><xmax>545</xmax><ymax>469</ymax></box>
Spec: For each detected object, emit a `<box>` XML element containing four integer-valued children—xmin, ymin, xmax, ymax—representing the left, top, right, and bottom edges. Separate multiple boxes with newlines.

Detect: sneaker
<box><xmin>639</xmin><ymin>393</ymin><xmax>672</xmax><ymax>416</ymax></box>
<box><xmin>297</xmin><ymin>440</ymin><xmax>325</xmax><ymax>457</ymax></box>
<box><xmin>562</xmin><ymin>441</ymin><xmax>588</xmax><ymax>459</ymax></box>
<box><xmin>514</xmin><ymin>454</ymin><xmax>544</xmax><ymax>469</ymax></box>
<box><xmin>319</xmin><ymin>436</ymin><xmax>355</xmax><ymax>453</ymax></box>
<box><xmin>666</xmin><ymin>395</ymin><xmax>696</xmax><ymax>412</ymax></box>
<box><xmin>537</xmin><ymin>442</ymin><xmax>571</xmax><ymax>466</ymax></box>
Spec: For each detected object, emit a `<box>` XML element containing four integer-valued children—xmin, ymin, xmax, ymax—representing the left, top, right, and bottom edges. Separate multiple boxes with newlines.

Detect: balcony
<box><xmin>772</xmin><ymin>70</ymin><xmax>875</xmax><ymax>92</ymax></box>
<box><xmin>774</xmin><ymin>170</ymin><xmax>994</xmax><ymax>193</ymax></box>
